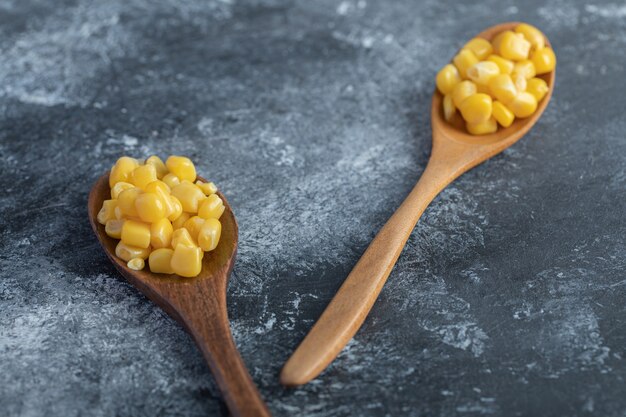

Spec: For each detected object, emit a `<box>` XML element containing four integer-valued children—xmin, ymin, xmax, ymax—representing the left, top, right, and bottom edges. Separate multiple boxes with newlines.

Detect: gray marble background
<box><xmin>1</xmin><ymin>0</ymin><xmax>625</xmax><ymax>416</ymax></box>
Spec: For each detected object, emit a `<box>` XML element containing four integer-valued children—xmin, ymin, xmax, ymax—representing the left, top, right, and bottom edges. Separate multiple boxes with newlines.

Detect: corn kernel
<box><xmin>149</xmin><ymin>248</ymin><xmax>175</xmax><ymax>274</ymax></box>
<box><xmin>171</xmin><ymin>228</ymin><xmax>196</xmax><ymax>249</ymax></box>
<box><xmin>196</xmin><ymin>180</ymin><xmax>218</xmax><ymax>196</ymax></box>
<box><xmin>530</xmin><ymin>47</ymin><xmax>556</xmax><ymax>75</ymax></box>
<box><xmin>115</xmin><ymin>241</ymin><xmax>150</xmax><ymax>262</ymax></box>
<box><xmin>463</xmin><ymin>38</ymin><xmax>493</xmax><ymax>60</ymax></box>
<box><xmin>508</xmin><ymin>92</ymin><xmax>537</xmax><ymax>118</ymax></box>
<box><xmin>171</xmin><ymin>182</ymin><xmax>206</xmax><ymax>213</ymax></box>
<box><xmin>166</xmin><ymin>156</ymin><xmax>196</xmax><ymax>182</ymax></box>
<box><xmin>436</xmin><ymin>64</ymin><xmax>461</xmax><ymax>95</ymax></box>
<box><xmin>488</xmin><ymin>74</ymin><xmax>517</xmax><ymax>103</ymax></box>
<box><xmin>105</xmin><ymin>219</ymin><xmax>125</xmax><ymax>239</ymax></box>
<box><xmin>135</xmin><ymin>192</ymin><xmax>166</xmax><ymax>223</ymax></box>
<box><xmin>443</xmin><ymin>94</ymin><xmax>456</xmax><ymax>122</ymax></box>
<box><xmin>172</xmin><ymin>212</ymin><xmax>190</xmax><ymax>230</ymax></box>
<box><xmin>109</xmin><ymin>156</ymin><xmax>139</xmax><ymax>188</ymax></box>
<box><xmin>497</xmin><ymin>31</ymin><xmax>531</xmax><ymax>61</ymax></box>
<box><xmin>466</xmin><ymin>61</ymin><xmax>500</xmax><ymax>85</ymax></box>
<box><xmin>475</xmin><ymin>83</ymin><xmax>491</xmax><ymax>96</ymax></box>
<box><xmin>171</xmin><ymin>244</ymin><xmax>203</xmax><ymax>277</ymax></box>
<box><xmin>127</xmin><ymin>258</ymin><xmax>145</xmax><ymax>271</ymax></box>
<box><xmin>492</xmin><ymin>101</ymin><xmax>515</xmax><ymax>128</ymax></box>
<box><xmin>144</xmin><ymin>180</ymin><xmax>177</xmax><ymax>216</ymax></box>
<box><xmin>168</xmin><ymin>196</ymin><xmax>183</xmax><ymax>222</ymax></box>
<box><xmin>512</xmin><ymin>60</ymin><xmax>536</xmax><ymax>80</ymax></box>
<box><xmin>453</xmin><ymin>49</ymin><xmax>479</xmax><ymax>79</ymax></box>
<box><xmin>459</xmin><ymin>93</ymin><xmax>492</xmax><ymax>124</ymax></box>
<box><xmin>117</xmin><ymin>187</ymin><xmax>142</xmax><ymax>217</ymax></box>
<box><xmin>466</xmin><ymin>117</ymin><xmax>497</xmax><ymax>135</ymax></box>
<box><xmin>487</xmin><ymin>55</ymin><xmax>514</xmax><ymax>74</ymax></box>
<box><xmin>183</xmin><ymin>216</ymin><xmax>205</xmax><ymax>240</ymax></box>
<box><xmin>526</xmin><ymin>78</ymin><xmax>549</xmax><ymax>102</ymax></box>
<box><xmin>198</xmin><ymin>218</ymin><xmax>222</xmax><ymax>252</ymax></box>
<box><xmin>97</xmin><ymin>199</ymin><xmax>118</xmax><ymax>225</ymax></box>
<box><xmin>515</xmin><ymin>23</ymin><xmax>545</xmax><ymax>51</ymax></box>
<box><xmin>162</xmin><ymin>173</ymin><xmax>181</xmax><ymax>189</ymax></box>
<box><xmin>490</xmin><ymin>31</ymin><xmax>507</xmax><ymax>54</ymax></box>
<box><xmin>151</xmin><ymin>218</ymin><xmax>174</xmax><ymax>249</ymax></box>
<box><xmin>198</xmin><ymin>194</ymin><xmax>225</xmax><ymax>220</ymax></box>
<box><xmin>452</xmin><ymin>80</ymin><xmax>477</xmax><ymax>108</ymax></box>
<box><xmin>121</xmin><ymin>220</ymin><xmax>151</xmax><ymax>249</ymax></box>
<box><xmin>513</xmin><ymin>73</ymin><xmax>527</xmax><ymax>92</ymax></box>
<box><xmin>130</xmin><ymin>164</ymin><xmax>158</xmax><ymax>190</ymax></box>
<box><xmin>110</xmin><ymin>182</ymin><xmax>133</xmax><ymax>199</ymax></box>
<box><xmin>145</xmin><ymin>155</ymin><xmax>168</xmax><ymax>179</ymax></box>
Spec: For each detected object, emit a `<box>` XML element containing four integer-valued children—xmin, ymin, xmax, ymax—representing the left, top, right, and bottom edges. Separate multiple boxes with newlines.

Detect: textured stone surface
<box><xmin>1</xmin><ymin>0</ymin><xmax>625</xmax><ymax>416</ymax></box>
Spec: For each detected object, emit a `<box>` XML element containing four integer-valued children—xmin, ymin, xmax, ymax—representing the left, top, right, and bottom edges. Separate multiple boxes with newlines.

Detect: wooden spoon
<box><xmin>88</xmin><ymin>174</ymin><xmax>271</xmax><ymax>417</ymax></box>
<box><xmin>280</xmin><ymin>22</ymin><xmax>555</xmax><ymax>386</ymax></box>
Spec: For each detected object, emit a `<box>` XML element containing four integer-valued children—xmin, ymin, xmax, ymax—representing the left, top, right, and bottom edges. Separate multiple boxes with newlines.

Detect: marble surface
<box><xmin>1</xmin><ymin>0</ymin><xmax>625</xmax><ymax>416</ymax></box>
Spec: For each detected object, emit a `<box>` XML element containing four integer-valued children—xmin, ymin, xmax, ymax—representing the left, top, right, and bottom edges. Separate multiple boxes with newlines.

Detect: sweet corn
<box><xmin>117</xmin><ymin>187</ymin><xmax>142</xmax><ymax>217</ymax></box>
<box><xmin>162</xmin><ymin>173</ymin><xmax>181</xmax><ymax>189</ymax></box>
<box><xmin>109</xmin><ymin>156</ymin><xmax>139</xmax><ymax>187</ymax></box>
<box><xmin>148</xmin><ymin>248</ymin><xmax>175</xmax><ymax>274</ymax></box>
<box><xmin>183</xmin><ymin>216</ymin><xmax>205</xmax><ymax>240</ymax></box>
<box><xmin>121</xmin><ymin>220</ymin><xmax>151</xmax><ymax>249</ymax></box>
<box><xmin>466</xmin><ymin>61</ymin><xmax>500</xmax><ymax>85</ymax></box>
<box><xmin>115</xmin><ymin>241</ymin><xmax>150</xmax><ymax>262</ymax></box>
<box><xmin>172</xmin><ymin>211</ymin><xmax>190</xmax><ymax>230</ymax></box>
<box><xmin>171</xmin><ymin>244</ymin><xmax>203</xmax><ymax>277</ymax></box>
<box><xmin>531</xmin><ymin>47</ymin><xmax>556</xmax><ymax>74</ymax></box>
<box><xmin>111</xmin><ymin>182</ymin><xmax>134</xmax><ymax>199</ymax></box>
<box><xmin>512</xmin><ymin>60</ymin><xmax>536</xmax><ymax>80</ymax></box>
<box><xmin>443</xmin><ymin>94</ymin><xmax>456</xmax><ymax>122</ymax></box>
<box><xmin>475</xmin><ymin>83</ymin><xmax>491</xmax><ymax>95</ymax></box>
<box><xmin>198</xmin><ymin>194</ymin><xmax>225</xmax><ymax>220</ymax></box>
<box><xmin>453</xmin><ymin>49</ymin><xmax>479</xmax><ymax>79</ymax></box>
<box><xmin>168</xmin><ymin>196</ymin><xmax>183</xmax><ymax>222</ymax></box>
<box><xmin>135</xmin><ymin>192</ymin><xmax>166</xmax><ymax>223</ymax></box>
<box><xmin>488</xmin><ymin>74</ymin><xmax>517</xmax><ymax>103</ymax></box>
<box><xmin>105</xmin><ymin>219</ymin><xmax>125</xmax><ymax>239</ymax></box>
<box><xmin>459</xmin><ymin>93</ymin><xmax>492</xmax><ymax>124</ymax></box>
<box><xmin>452</xmin><ymin>80</ymin><xmax>477</xmax><ymax>108</ymax></box>
<box><xmin>526</xmin><ymin>78</ymin><xmax>549</xmax><ymax>102</ymax></box>
<box><xmin>144</xmin><ymin>180</ymin><xmax>176</xmax><ymax>217</ymax></box>
<box><xmin>492</xmin><ymin>101</ymin><xmax>515</xmax><ymax>128</ymax></box>
<box><xmin>198</xmin><ymin>218</ymin><xmax>222</xmax><ymax>252</ymax></box>
<box><xmin>508</xmin><ymin>92</ymin><xmax>537</xmax><ymax>118</ymax></box>
<box><xmin>466</xmin><ymin>117</ymin><xmax>497</xmax><ymax>135</ymax></box>
<box><xmin>196</xmin><ymin>181</ymin><xmax>218</xmax><ymax>196</ymax></box>
<box><xmin>436</xmin><ymin>64</ymin><xmax>461</xmax><ymax>95</ymax></box>
<box><xmin>171</xmin><ymin>228</ymin><xmax>196</xmax><ymax>249</ymax></box>
<box><xmin>171</xmin><ymin>182</ymin><xmax>206</xmax><ymax>213</ymax></box>
<box><xmin>515</xmin><ymin>23</ymin><xmax>545</xmax><ymax>51</ymax></box>
<box><xmin>490</xmin><ymin>30</ymin><xmax>508</xmax><ymax>54</ymax></box>
<box><xmin>463</xmin><ymin>38</ymin><xmax>493</xmax><ymax>60</ymax></box>
<box><xmin>145</xmin><ymin>155</ymin><xmax>168</xmax><ymax>179</ymax></box>
<box><xmin>97</xmin><ymin>199</ymin><xmax>117</xmax><ymax>225</ymax></box>
<box><xmin>487</xmin><ymin>55</ymin><xmax>514</xmax><ymax>74</ymax></box>
<box><xmin>166</xmin><ymin>156</ymin><xmax>196</xmax><ymax>182</ymax></box>
<box><xmin>131</xmin><ymin>164</ymin><xmax>158</xmax><ymax>190</ymax></box>
<box><xmin>513</xmin><ymin>73</ymin><xmax>527</xmax><ymax>92</ymax></box>
<box><xmin>497</xmin><ymin>31</ymin><xmax>531</xmax><ymax>60</ymax></box>
<box><xmin>151</xmin><ymin>218</ymin><xmax>173</xmax><ymax>249</ymax></box>
<box><xmin>127</xmin><ymin>258</ymin><xmax>145</xmax><ymax>271</ymax></box>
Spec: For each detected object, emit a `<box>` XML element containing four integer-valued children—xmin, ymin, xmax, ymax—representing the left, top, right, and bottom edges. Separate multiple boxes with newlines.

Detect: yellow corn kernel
<box><xmin>466</xmin><ymin>117</ymin><xmax>497</xmax><ymax>135</ymax></box>
<box><xmin>183</xmin><ymin>216</ymin><xmax>205</xmax><ymax>240</ymax></box>
<box><xmin>168</xmin><ymin>196</ymin><xmax>183</xmax><ymax>222</ymax></box>
<box><xmin>171</xmin><ymin>244</ymin><xmax>203</xmax><ymax>277</ymax></box>
<box><xmin>466</xmin><ymin>61</ymin><xmax>500</xmax><ymax>85</ymax></box>
<box><xmin>459</xmin><ymin>93</ymin><xmax>492</xmax><ymax>124</ymax></box>
<box><xmin>515</xmin><ymin>23</ymin><xmax>545</xmax><ymax>51</ymax></box>
<box><xmin>117</xmin><ymin>187</ymin><xmax>142</xmax><ymax>217</ymax></box>
<box><xmin>453</xmin><ymin>49</ymin><xmax>479</xmax><ymax>79</ymax></box>
<box><xmin>130</xmin><ymin>164</ymin><xmax>157</xmax><ymax>190</ymax></box>
<box><xmin>486</xmin><ymin>55</ymin><xmax>514</xmax><ymax>75</ymax></box>
<box><xmin>127</xmin><ymin>258</ymin><xmax>145</xmax><ymax>271</ymax></box>
<box><xmin>171</xmin><ymin>228</ymin><xmax>196</xmax><ymax>249</ymax></box>
<box><xmin>171</xmin><ymin>182</ymin><xmax>206</xmax><ymax>213</ymax></box>
<box><xmin>109</xmin><ymin>156</ymin><xmax>139</xmax><ymax>188</ymax></box>
<box><xmin>172</xmin><ymin>211</ymin><xmax>190</xmax><ymax>230</ymax></box>
<box><xmin>492</xmin><ymin>101</ymin><xmax>515</xmax><ymax>128</ymax></box>
<box><xmin>443</xmin><ymin>94</ymin><xmax>456</xmax><ymax>122</ymax></box>
<box><xmin>135</xmin><ymin>192</ymin><xmax>166</xmax><ymax>223</ymax></box>
<box><xmin>198</xmin><ymin>194</ymin><xmax>225</xmax><ymax>220</ymax></box>
<box><xmin>451</xmin><ymin>80</ymin><xmax>477</xmax><ymax>108</ymax></box>
<box><xmin>513</xmin><ymin>73</ymin><xmax>527</xmax><ymax>92</ymax></box>
<box><xmin>110</xmin><ymin>181</ymin><xmax>134</xmax><ymax>199</ymax></box>
<box><xmin>144</xmin><ymin>180</ymin><xmax>176</xmax><ymax>215</ymax></box>
<box><xmin>512</xmin><ymin>60</ymin><xmax>536</xmax><ymax>80</ymax></box>
<box><xmin>166</xmin><ymin>156</ymin><xmax>196</xmax><ymax>182</ymax></box>
<box><xmin>488</xmin><ymin>74</ymin><xmax>517</xmax><ymax>103</ymax></box>
<box><xmin>497</xmin><ymin>31</ymin><xmax>531</xmax><ymax>61</ymax></box>
<box><xmin>490</xmin><ymin>31</ymin><xmax>507</xmax><ymax>54</ymax></box>
<box><xmin>475</xmin><ymin>83</ymin><xmax>491</xmax><ymax>96</ymax></box>
<box><xmin>149</xmin><ymin>248</ymin><xmax>175</xmax><ymax>274</ymax></box>
<box><xmin>508</xmin><ymin>92</ymin><xmax>537</xmax><ymax>118</ymax></box>
<box><xmin>151</xmin><ymin>218</ymin><xmax>174</xmax><ymax>249</ymax></box>
<box><xmin>97</xmin><ymin>199</ymin><xmax>118</xmax><ymax>225</ymax></box>
<box><xmin>121</xmin><ymin>220</ymin><xmax>151</xmax><ymax>249</ymax></box>
<box><xmin>526</xmin><ymin>78</ymin><xmax>549</xmax><ymax>102</ymax></box>
<box><xmin>162</xmin><ymin>173</ymin><xmax>181</xmax><ymax>189</ymax></box>
<box><xmin>196</xmin><ymin>180</ymin><xmax>218</xmax><ymax>196</ymax></box>
<box><xmin>463</xmin><ymin>38</ymin><xmax>493</xmax><ymax>60</ymax></box>
<box><xmin>105</xmin><ymin>219</ymin><xmax>125</xmax><ymax>239</ymax></box>
<box><xmin>530</xmin><ymin>47</ymin><xmax>556</xmax><ymax>74</ymax></box>
<box><xmin>198</xmin><ymin>218</ymin><xmax>222</xmax><ymax>252</ymax></box>
<box><xmin>436</xmin><ymin>64</ymin><xmax>461</xmax><ymax>95</ymax></box>
<box><xmin>115</xmin><ymin>241</ymin><xmax>150</xmax><ymax>262</ymax></box>
<box><xmin>145</xmin><ymin>155</ymin><xmax>168</xmax><ymax>179</ymax></box>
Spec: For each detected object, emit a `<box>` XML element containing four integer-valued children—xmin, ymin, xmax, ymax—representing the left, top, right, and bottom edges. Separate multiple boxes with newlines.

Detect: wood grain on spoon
<box><xmin>88</xmin><ymin>174</ymin><xmax>271</xmax><ymax>417</ymax></box>
<box><xmin>280</xmin><ymin>22</ymin><xmax>555</xmax><ymax>387</ymax></box>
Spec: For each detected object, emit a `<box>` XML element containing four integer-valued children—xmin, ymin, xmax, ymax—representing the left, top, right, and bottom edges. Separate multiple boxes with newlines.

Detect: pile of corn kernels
<box><xmin>97</xmin><ymin>155</ymin><xmax>223</xmax><ymax>277</ymax></box>
<box><xmin>436</xmin><ymin>23</ymin><xmax>556</xmax><ymax>135</ymax></box>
